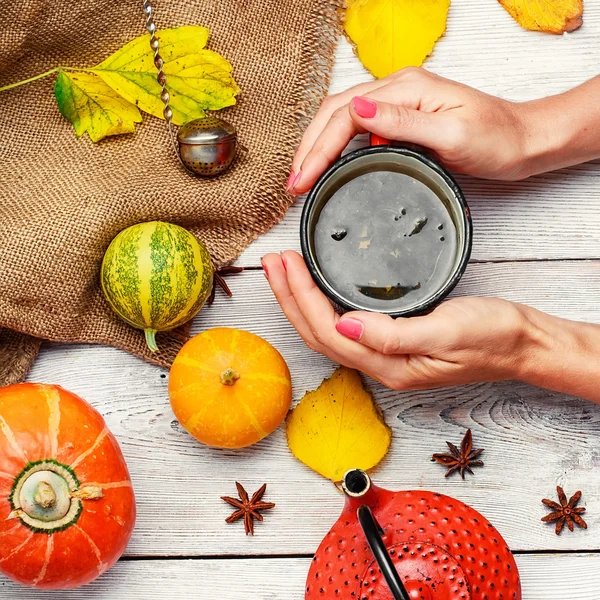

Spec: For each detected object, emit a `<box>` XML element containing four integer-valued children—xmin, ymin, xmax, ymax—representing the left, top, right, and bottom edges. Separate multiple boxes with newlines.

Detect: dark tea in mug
<box><xmin>301</xmin><ymin>146</ymin><xmax>472</xmax><ymax>317</ymax></box>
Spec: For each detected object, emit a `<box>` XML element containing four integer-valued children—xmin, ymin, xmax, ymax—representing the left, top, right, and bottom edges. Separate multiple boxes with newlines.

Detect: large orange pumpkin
<box><xmin>0</xmin><ymin>384</ymin><xmax>136</xmax><ymax>589</ymax></box>
<box><xmin>169</xmin><ymin>328</ymin><xmax>292</xmax><ymax>448</ymax></box>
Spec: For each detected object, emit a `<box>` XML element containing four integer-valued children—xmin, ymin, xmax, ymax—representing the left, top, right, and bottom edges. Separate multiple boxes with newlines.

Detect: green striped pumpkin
<box><xmin>101</xmin><ymin>221</ymin><xmax>213</xmax><ymax>352</ymax></box>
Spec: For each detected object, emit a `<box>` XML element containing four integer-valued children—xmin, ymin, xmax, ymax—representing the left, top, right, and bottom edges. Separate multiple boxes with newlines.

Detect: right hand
<box><xmin>262</xmin><ymin>250</ymin><xmax>600</xmax><ymax>404</ymax></box>
<box><xmin>262</xmin><ymin>251</ymin><xmax>537</xmax><ymax>391</ymax></box>
<box><xmin>287</xmin><ymin>67</ymin><xmax>536</xmax><ymax>194</ymax></box>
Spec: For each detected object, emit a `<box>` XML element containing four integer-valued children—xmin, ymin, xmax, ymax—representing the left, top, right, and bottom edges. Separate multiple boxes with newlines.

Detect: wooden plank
<box><xmin>3</xmin><ymin>554</ymin><xmax>599</xmax><ymax>599</ymax></box>
<box><xmin>238</xmin><ymin>161</ymin><xmax>600</xmax><ymax>265</ymax></box>
<box><xmin>238</xmin><ymin>0</ymin><xmax>600</xmax><ymax>265</ymax></box>
<box><xmin>26</xmin><ymin>264</ymin><xmax>600</xmax><ymax>556</ymax></box>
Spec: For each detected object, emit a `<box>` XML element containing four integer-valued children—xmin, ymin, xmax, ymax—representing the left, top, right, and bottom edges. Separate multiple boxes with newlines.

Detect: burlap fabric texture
<box><xmin>0</xmin><ymin>0</ymin><xmax>342</xmax><ymax>385</ymax></box>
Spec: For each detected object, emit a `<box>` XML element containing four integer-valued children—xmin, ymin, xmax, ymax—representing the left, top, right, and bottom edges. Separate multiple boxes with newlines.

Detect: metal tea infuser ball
<box><xmin>142</xmin><ymin>0</ymin><xmax>242</xmax><ymax>177</ymax></box>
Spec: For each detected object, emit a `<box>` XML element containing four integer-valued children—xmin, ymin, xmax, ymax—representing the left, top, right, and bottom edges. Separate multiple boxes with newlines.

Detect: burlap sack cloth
<box><xmin>0</xmin><ymin>0</ymin><xmax>342</xmax><ymax>385</ymax></box>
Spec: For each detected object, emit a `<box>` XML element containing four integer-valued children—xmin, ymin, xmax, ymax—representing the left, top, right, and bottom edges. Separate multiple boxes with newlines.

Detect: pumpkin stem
<box><xmin>220</xmin><ymin>368</ymin><xmax>241</xmax><ymax>386</ymax></box>
<box><xmin>10</xmin><ymin>461</ymin><xmax>102</xmax><ymax>533</ymax></box>
<box><xmin>34</xmin><ymin>481</ymin><xmax>57</xmax><ymax>509</ymax></box>
<box><xmin>145</xmin><ymin>329</ymin><xmax>159</xmax><ymax>353</ymax></box>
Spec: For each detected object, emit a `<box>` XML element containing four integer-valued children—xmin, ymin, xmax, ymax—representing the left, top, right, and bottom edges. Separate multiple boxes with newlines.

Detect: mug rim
<box><xmin>300</xmin><ymin>145</ymin><xmax>473</xmax><ymax>318</ymax></box>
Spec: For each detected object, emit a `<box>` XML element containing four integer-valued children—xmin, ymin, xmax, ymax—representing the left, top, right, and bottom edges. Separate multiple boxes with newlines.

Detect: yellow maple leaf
<box><xmin>286</xmin><ymin>367</ymin><xmax>391</xmax><ymax>482</ymax></box>
<box><xmin>92</xmin><ymin>25</ymin><xmax>240</xmax><ymax>126</ymax></box>
<box><xmin>498</xmin><ymin>0</ymin><xmax>583</xmax><ymax>34</ymax></box>
<box><xmin>344</xmin><ymin>0</ymin><xmax>450</xmax><ymax>79</ymax></box>
<box><xmin>54</xmin><ymin>71</ymin><xmax>142</xmax><ymax>142</ymax></box>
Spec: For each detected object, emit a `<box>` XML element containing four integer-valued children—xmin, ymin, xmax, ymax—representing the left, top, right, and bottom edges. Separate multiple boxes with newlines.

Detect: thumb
<box><xmin>335</xmin><ymin>311</ymin><xmax>444</xmax><ymax>355</ymax></box>
<box><xmin>350</xmin><ymin>96</ymin><xmax>446</xmax><ymax>151</ymax></box>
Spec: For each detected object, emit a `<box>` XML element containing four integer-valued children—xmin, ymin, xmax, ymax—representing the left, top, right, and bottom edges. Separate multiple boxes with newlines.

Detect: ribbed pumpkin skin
<box><xmin>101</xmin><ymin>221</ymin><xmax>213</xmax><ymax>339</ymax></box>
<box><xmin>169</xmin><ymin>328</ymin><xmax>293</xmax><ymax>448</ymax></box>
<box><xmin>0</xmin><ymin>384</ymin><xmax>135</xmax><ymax>590</ymax></box>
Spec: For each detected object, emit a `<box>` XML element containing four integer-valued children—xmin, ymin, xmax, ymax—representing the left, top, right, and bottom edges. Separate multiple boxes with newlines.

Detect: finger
<box><xmin>281</xmin><ymin>251</ymin><xmax>403</xmax><ymax>376</ymax></box>
<box><xmin>261</xmin><ymin>253</ymin><xmax>349</xmax><ymax>364</ymax></box>
<box><xmin>290</xmin><ymin>78</ymin><xmax>392</xmax><ymax>177</ymax></box>
<box><xmin>279</xmin><ymin>251</ymin><xmax>340</xmax><ymax>343</ymax></box>
<box><xmin>261</xmin><ymin>253</ymin><xmax>322</xmax><ymax>350</ymax></box>
<box><xmin>335</xmin><ymin>311</ymin><xmax>452</xmax><ymax>356</ymax></box>
<box><xmin>349</xmin><ymin>96</ymin><xmax>449</xmax><ymax>152</ymax></box>
<box><xmin>291</xmin><ymin>84</ymin><xmax>434</xmax><ymax>195</ymax></box>
<box><xmin>292</xmin><ymin>104</ymin><xmax>363</xmax><ymax>195</ymax></box>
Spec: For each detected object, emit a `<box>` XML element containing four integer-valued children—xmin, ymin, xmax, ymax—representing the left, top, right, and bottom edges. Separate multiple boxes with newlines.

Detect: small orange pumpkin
<box><xmin>169</xmin><ymin>328</ymin><xmax>292</xmax><ymax>448</ymax></box>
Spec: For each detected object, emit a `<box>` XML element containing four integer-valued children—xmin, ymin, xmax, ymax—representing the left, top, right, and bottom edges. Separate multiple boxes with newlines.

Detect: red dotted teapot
<box><xmin>306</xmin><ymin>470</ymin><xmax>521</xmax><ymax>599</ymax></box>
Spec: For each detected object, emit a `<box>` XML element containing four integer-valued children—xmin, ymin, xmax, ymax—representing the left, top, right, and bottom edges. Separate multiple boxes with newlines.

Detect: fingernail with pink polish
<box><xmin>336</xmin><ymin>318</ymin><xmax>364</xmax><ymax>341</ymax></box>
<box><xmin>290</xmin><ymin>170</ymin><xmax>302</xmax><ymax>193</ymax></box>
<box><xmin>352</xmin><ymin>96</ymin><xmax>377</xmax><ymax>119</ymax></box>
<box><xmin>286</xmin><ymin>171</ymin><xmax>297</xmax><ymax>191</ymax></box>
<box><xmin>261</xmin><ymin>259</ymin><xmax>269</xmax><ymax>280</ymax></box>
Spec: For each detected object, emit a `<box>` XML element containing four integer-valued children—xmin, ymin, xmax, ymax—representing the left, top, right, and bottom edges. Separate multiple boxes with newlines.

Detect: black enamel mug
<box><xmin>300</xmin><ymin>137</ymin><xmax>473</xmax><ymax>317</ymax></box>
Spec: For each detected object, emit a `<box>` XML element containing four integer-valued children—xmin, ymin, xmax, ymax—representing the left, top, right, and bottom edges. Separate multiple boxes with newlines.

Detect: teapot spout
<box><xmin>341</xmin><ymin>469</ymin><xmax>382</xmax><ymax>511</ymax></box>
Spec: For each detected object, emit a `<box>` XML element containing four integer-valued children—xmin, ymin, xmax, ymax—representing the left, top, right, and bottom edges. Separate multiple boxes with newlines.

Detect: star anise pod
<box><xmin>209</xmin><ymin>265</ymin><xmax>244</xmax><ymax>305</ymax></box>
<box><xmin>432</xmin><ymin>429</ymin><xmax>484</xmax><ymax>479</ymax></box>
<box><xmin>542</xmin><ymin>486</ymin><xmax>587</xmax><ymax>536</ymax></box>
<box><xmin>221</xmin><ymin>482</ymin><xmax>275</xmax><ymax>536</ymax></box>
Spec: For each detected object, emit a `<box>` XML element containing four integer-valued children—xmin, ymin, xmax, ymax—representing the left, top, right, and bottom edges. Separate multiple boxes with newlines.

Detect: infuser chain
<box><xmin>142</xmin><ymin>0</ymin><xmax>185</xmax><ymax>168</ymax></box>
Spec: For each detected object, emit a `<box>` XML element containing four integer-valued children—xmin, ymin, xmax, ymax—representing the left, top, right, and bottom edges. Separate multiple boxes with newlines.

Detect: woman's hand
<box><xmin>286</xmin><ymin>69</ymin><xmax>600</xmax><ymax>195</ymax></box>
<box><xmin>287</xmin><ymin>67</ymin><xmax>532</xmax><ymax>194</ymax></box>
<box><xmin>271</xmin><ymin>73</ymin><xmax>600</xmax><ymax>401</ymax></box>
<box><xmin>261</xmin><ymin>251</ymin><xmax>600</xmax><ymax>402</ymax></box>
<box><xmin>262</xmin><ymin>251</ymin><xmax>536</xmax><ymax>389</ymax></box>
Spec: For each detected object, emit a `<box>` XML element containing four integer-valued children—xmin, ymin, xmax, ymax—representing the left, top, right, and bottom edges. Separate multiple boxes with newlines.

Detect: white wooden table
<box><xmin>4</xmin><ymin>1</ymin><xmax>600</xmax><ymax>597</ymax></box>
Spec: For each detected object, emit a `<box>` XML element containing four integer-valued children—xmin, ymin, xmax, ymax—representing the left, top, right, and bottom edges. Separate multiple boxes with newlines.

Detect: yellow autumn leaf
<box><xmin>498</xmin><ymin>0</ymin><xmax>583</xmax><ymax>34</ymax></box>
<box><xmin>91</xmin><ymin>25</ymin><xmax>240</xmax><ymax>126</ymax></box>
<box><xmin>54</xmin><ymin>71</ymin><xmax>142</xmax><ymax>142</ymax></box>
<box><xmin>344</xmin><ymin>0</ymin><xmax>450</xmax><ymax>79</ymax></box>
<box><xmin>286</xmin><ymin>367</ymin><xmax>391</xmax><ymax>481</ymax></box>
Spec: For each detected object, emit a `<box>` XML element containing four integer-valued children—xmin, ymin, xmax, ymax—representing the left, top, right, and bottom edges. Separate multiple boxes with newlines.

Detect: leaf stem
<box><xmin>0</xmin><ymin>66</ymin><xmax>83</xmax><ymax>92</ymax></box>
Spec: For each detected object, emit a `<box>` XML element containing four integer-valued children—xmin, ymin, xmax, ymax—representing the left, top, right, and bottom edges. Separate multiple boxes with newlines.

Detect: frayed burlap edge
<box><xmin>212</xmin><ymin>0</ymin><xmax>345</xmax><ymax>259</ymax></box>
<box><xmin>0</xmin><ymin>1</ymin><xmax>343</xmax><ymax>385</ymax></box>
<box><xmin>0</xmin><ymin>329</ymin><xmax>41</xmax><ymax>385</ymax></box>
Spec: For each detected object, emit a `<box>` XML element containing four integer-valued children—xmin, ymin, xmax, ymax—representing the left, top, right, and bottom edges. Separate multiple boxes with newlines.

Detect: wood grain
<box><xmin>3</xmin><ymin>554</ymin><xmax>599</xmax><ymax>599</ymax></box>
<box><xmin>12</xmin><ymin>1</ymin><xmax>600</xmax><ymax>594</ymax></box>
<box><xmin>239</xmin><ymin>161</ymin><xmax>600</xmax><ymax>265</ymax></box>
<box><xmin>26</xmin><ymin>266</ymin><xmax>600</xmax><ymax>556</ymax></box>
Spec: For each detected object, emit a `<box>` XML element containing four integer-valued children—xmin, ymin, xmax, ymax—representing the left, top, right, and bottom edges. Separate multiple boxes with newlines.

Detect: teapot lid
<box><xmin>359</xmin><ymin>539</ymin><xmax>470</xmax><ymax>599</ymax></box>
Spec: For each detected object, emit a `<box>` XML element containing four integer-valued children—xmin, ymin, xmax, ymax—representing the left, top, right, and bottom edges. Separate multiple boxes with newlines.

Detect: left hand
<box><xmin>261</xmin><ymin>251</ymin><xmax>541</xmax><ymax>391</ymax></box>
